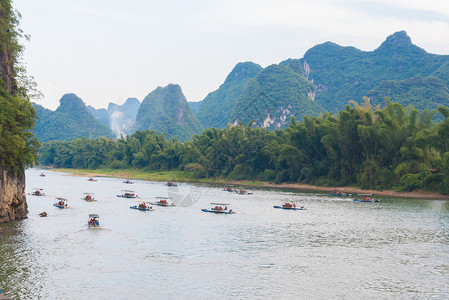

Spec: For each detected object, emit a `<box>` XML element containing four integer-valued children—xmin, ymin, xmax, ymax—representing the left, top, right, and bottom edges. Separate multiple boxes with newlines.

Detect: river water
<box><xmin>0</xmin><ymin>168</ymin><xmax>448</xmax><ymax>299</ymax></box>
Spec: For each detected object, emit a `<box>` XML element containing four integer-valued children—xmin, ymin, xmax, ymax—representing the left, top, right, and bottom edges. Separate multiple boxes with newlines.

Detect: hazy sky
<box><xmin>15</xmin><ymin>0</ymin><xmax>449</xmax><ymax>110</ymax></box>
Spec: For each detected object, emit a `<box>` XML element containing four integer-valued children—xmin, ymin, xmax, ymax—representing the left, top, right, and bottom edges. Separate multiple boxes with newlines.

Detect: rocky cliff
<box><xmin>0</xmin><ymin>170</ymin><xmax>27</xmax><ymax>223</ymax></box>
<box><xmin>0</xmin><ymin>1</ymin><xmax>38</xmax><ymax>223</ymax></box>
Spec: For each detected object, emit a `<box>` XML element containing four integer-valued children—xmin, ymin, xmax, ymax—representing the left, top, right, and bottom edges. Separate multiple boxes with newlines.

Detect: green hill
<box><xmin>196</xmin><ymin>62</ymin><xmax>263</xmax><ymax>128</ymax></box>
<box><xmin>134</xmin><ymin>84</ymin><xmax>203</xmax><ymax>141</ymax></box>
<box><xmin>367</xmin><ymin>76</ymin><xmax>449</xmax><ymax>117</ymax></box>
<box><xmin>33</xmin><ymin>93</ymin><xmax>113</xmax><ymax>142</ymax></box>
<box><xmin>230</xmin><ymin>60</ymin><xmax>325</xmax><ymax>128</ymax></box>
<box><xmin>301</xmin><ymin>31</ymin><xmax>449</xmax><ymax>112</ymax></box>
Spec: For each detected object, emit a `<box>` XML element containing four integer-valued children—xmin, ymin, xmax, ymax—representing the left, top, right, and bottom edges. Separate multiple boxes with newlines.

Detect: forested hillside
<box><xmin>134</xmin><ymin>84</ymin><xmax>203</xmax><ymax>141</ymax></box>
<box><xmin>0</xmin><ymin>0</ymin><xmax>38</xmax><ymax>172</ymax></box>
<box><xmin>188</xmin><ymin>101</ymin><xmax>202</xmax><ymax>114</ymax></box>
<box><xmin>367</xmin><ymin>76</ymin><xmax>449</xmax><ymax>120</ymax></box>
<box><xmin>302</xmin><ymin>31</ymin><xmax>449</xmax><ymax>112</ymax></box>
<box><xmin>0</xmin><ymin>0</ymin><xmax>40</xmax><ymax>222</ymax></box>
<box><xmin>39</xmin><ymin>100</ymin><xmax>449</xmax><ymax>194</ymax></box>
<box><xmin>33</xmin><ymin>93</ymin><xmax>113</xmax><ymax>142</ymax></box>
<box><xmin>33</xmin><ymin>31</ymin><xmax>449</xmax><ymax>142</ymax></box>
<box><xmin>230</xmin><ymin>59</ymin><xmax>325</xmax><ymax>129</ymax></box>
<box><xmin>196</xmin><ymin>62</ymin><xmax>263</xmax><ymax>129</ymax></box>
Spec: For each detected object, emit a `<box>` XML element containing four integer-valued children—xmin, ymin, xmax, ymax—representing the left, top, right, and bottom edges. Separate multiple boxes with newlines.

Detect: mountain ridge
<box><xmin>196</xmin><ymin>61</ymin><xmax>263</xmax><ymax>129</ymax></box>
<box><xmin>134</xmin><ymin>84</ymin><xmax>204</xmax><ymax>141</ymax></box>
<box><xmin>33</xmin><ymin>93</ymin><xmax>113</xmax><ymax>142</ymax></box>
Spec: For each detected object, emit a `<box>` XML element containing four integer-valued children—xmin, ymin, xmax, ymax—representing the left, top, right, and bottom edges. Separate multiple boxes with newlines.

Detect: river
<box><xmin>0</xmin><ymin>168</ymin><xmax>448</xmax><ymax>299</ymax></box>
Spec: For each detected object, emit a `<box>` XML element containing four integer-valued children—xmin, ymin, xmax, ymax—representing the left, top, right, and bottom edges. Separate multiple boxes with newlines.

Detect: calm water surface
<box><xmin>1</xmin><ymin>168</ymin><xmax>448</xmax><ymax>299</ymax></box>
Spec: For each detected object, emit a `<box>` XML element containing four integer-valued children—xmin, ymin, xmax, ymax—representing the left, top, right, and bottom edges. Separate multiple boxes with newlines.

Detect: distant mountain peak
<box><xmin>380</xmin><ymin>31</ymin><xmax>411</xmax><ymax>47</ymax></box>
<box><xmin>375</xmin><ymin>30</ymin><xmax>426</xmax><ymax>55</ymax></box>
<box><xmin>107</xmin><ymin>102</ymin><xmax>119</xmax><ymax>111</ymax></box>
<box><xmin>56</xmin><ymin>93</ymin><xmax>88</xmax><ymax>114</ymax></box>
<box><xmin>34</xmin><ymin>93</ymin><xmax>113</xmax><ymax>142</ymax></box>
<box><xmin>134</xmin><ymin>84</ymin><xmax>203</xmax><ymax>141</ymax></box>
<box><xmin>223</xmin><ymin>61</ymin><xmax>263</xmax><ymax>85</ymax></box>
<box><xmin>124</xmin><ymin>97</ymin><xmax>140</xmax><ymax>106</ymax></box>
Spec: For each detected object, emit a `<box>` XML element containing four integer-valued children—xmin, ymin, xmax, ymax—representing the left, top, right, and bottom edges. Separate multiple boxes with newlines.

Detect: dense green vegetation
<box><xmin>188</xmin><ymin>101</ymin><xmax>202</xmax><ymax>114</ymax></box>
<box><xmin>367</xmin><ymin>76</ymin><xmax>449</xmax><ymax>121</ymax></box>
<box><xmin>33</xmin><ymin>93</ymin><xmax>113</xmax><ymax>142</ymax></box>
<box><xmin>0</xmin><ymin>90</ymin><xmax>38</xmax><ymax>172</ymax></box>
<box><xmin>196</xmin><ymin>62</ymin><xmax>263</xmax><ymax>129</ymax></box>
<box><xmin>195</xmin><ymin>31</ymin><xmax>449</xmax><ymax>135</ymax></box>
<box><xmin>302</xmin><ymin>31</ymin><xmax>449</xmax><ymax>113</ymax></box>
<box><xmin>39</xmin><ymin>100</ymin><xmax>449</xmax><ymax>194</ymax></box>
<box><xmin>0</xmin><ymin>0</ymin><xmax>39</xmax><ymax>173</ymax></box>
<box><xmin>230</xmin><ymin>60</ymin><xmax>325</xmax><ymax>128</ymax></box>
<box><xmin>134</xmin><ymin>84</ymin><xmax>203</xmax><ymax>142</ymax></box>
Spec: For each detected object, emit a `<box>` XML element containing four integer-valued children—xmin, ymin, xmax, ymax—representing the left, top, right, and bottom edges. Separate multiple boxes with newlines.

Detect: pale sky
<box><xmin>15</xmin><ymin>0</ymin><xmax>449</xmax><ymax>110</ymax></box>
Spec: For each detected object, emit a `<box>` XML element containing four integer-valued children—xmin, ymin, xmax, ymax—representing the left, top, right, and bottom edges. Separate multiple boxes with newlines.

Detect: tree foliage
<box><xmin>0</xmin><ymin>0</ymin><xmax>39</xmax><ymax>173</ymax></box>
<box><xmin>39</xmin><ymin>99</ymin><xmax>449</xmax><ymax>194</ymax></box>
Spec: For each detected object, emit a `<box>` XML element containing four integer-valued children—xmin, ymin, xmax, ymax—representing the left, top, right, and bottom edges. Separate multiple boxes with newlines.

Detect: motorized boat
<box><xmin>273</xmin><ymin>201</ymin><xmax>305</xmax><ymax>210</ymax></box>
<box><xmin>353</xmin><ymin>195</ymin><xmax>380</xmax><ymax>203</ymax></box>
<box><xmin>223</xmin><ymin>186</ymin><xmax>235</xmax><ymax>192</ymax></box>
<box><xmin>235</xmin><ymin>189</ymin><xmax>252</xmax><ymax>195</ymax></box>
<box><xmin>39</xmin><ymin>173</ymin><xmax>46</xmax><ymax>177</ymax></box>
<box><xmin>31</xmin><ymin>188</ymin><xmax>45</xmax><ymax>196</ymax></box>
<box><xmin>165</xmin><ymin>181</ymin><xmax>177</xmax><ymax>187</ymax></box>
<box><xmin>123</xmin><ymin>179</ymin><xmax>134</xmax><ymax>184</ymax></box>
<box><xmin>87</xmin><ymin>214</ymin><xmax>100</xmax><ymax>228</ymax></box>
<box><xmin>87</xmin><ymin>177</ymin><xmax>97</xmax><ymax>182</ymax></box>
<box><xmin>53</xmin><ymin>197</ymin><xmax>68</xmax><ymax>209</ymax></box>
<box><xmin>328</xmin><ymin>189</ymin><xmax>350</xmax><ymax>197</ymax></box>
<box><xmin>117</xmin><ymin>190</ymin><xmax>138</xmax><ymax>198</ymax></box>
<box><xmin>201</xmin><ymin>203</ymin><xmax>235</xmax><ymax>214</ymax></box>
<box><xmin>130</xmin><ymin>201</ymin><xmax>154</xmax><ymax>211</ymax></box>
<box><xmin>82</xmin><ymin>192</ymin><xmax>96</xmax><ymax>202</ymax></box>
<box><xmin>150</xmin><ymin>197</ymin><xmax>175</xmax><ymax>207</ymax></box>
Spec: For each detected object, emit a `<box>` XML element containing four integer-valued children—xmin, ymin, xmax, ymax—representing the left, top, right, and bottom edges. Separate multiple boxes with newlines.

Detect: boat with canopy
<box><xmin>130</xmin><ymin>201</ymin><xmax>154</xmax><ymax>211</ymax></box>
<box><xmin>201</xmin><ymin>203</ymin><xmax>235</xmax><ymax>214</ymax></box>
<box><xmin>82</xmin><ymin>192</ymin><xmax>96</xmax><ymax>202</ymax></box>
<box><xmin>87</xmin><ymin>214</ymin><xmax>100</xmax><ymax>228</ymax></box>
<box><xmin>117</xmin><ymin>190</ymin><xmax>138</xmax><ymax>198</ymax></box>
<box><xmin>328</xmin><ymin>189</ymin><xmax>350</xmax><ymax>197</ymax></box>
<box><xmin>53</xmin><ymin>197</ymin><xmax>68</xmax><ymax>209</ymax></box>
<box><xmin>273</xmin><ymin>201</ymin><xmax>305</xmax><ymax>210</ymax></box>
<box><xmin>150</xmin><ymin>197</ymin><xmax>175</xmax><ymax>207</ymax></box>
<box><xmin>31</xmin><ymin>188</ymin><xmax>45</xmax><ymax>196</ymax></box>
<box><xmin>353</xmin><ymin>195</ymin><xmax>380</xmax><ymax>202</ymax></box>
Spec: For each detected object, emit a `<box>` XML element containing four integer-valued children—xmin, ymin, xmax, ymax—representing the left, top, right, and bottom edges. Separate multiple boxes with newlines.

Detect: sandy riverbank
<box><xmin>49</xmin><ymin>168</ymin><xmax>449</xmax><ymax>200</ymax></box>
<box><xmin>228</xmin><ymin>181</ymin><xmax>449</xmax><ymax>200</ymax></box>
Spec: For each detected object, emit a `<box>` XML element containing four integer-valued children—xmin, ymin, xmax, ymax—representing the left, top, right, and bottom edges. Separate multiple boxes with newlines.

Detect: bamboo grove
<box><xmin>38</xmin><ymin>99</ymin><xmax>449</xmax><ymax>194</ymax></box>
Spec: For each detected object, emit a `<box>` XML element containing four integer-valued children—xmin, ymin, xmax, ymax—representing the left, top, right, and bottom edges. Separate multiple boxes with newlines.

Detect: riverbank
<box><xmin>43</xmin><ymin>168</ymin><xmax>449</xmax><ymax>200</ymax></box>
<box><xmin>235</xmin><ymin>182</ymin><xmax>449</xmax><ymax>200</ymax></box>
